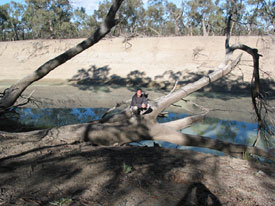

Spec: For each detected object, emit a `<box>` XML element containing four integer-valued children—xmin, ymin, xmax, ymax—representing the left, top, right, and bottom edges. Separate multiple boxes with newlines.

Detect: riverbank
<box><xmin>2</xmin><ymin>80</ymin><xmax>272</xmax><ymax>123</ymax></box>
<box><xmin>1</xmin><ymin>36</ymin><xmax>274</xmax><ymax>89</ymax></box>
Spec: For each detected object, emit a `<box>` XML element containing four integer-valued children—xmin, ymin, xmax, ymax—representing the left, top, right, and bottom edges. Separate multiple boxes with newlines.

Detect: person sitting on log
<box><xmin>130</xmin><ymin>88</ymin><xmax>148</xmax><ymax>115</ymax></box>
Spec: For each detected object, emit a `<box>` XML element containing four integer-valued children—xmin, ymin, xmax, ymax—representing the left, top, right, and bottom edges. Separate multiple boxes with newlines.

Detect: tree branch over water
<box><xmin>0</xmin><ymin>6</ymin><xmax>274</xmax><ymax>161</ymax></box>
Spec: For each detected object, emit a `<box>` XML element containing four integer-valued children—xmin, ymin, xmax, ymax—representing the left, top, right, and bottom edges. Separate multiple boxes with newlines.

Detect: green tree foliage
<box><xmin>0</xmin><ymin>1</ymin><xmax>26</xmax><ymax>41</ymax></box>
<box><xmin>7</xmin><ymin>1</ymin><xmax>25</xmax><ymax>40</ymax></box>
<box><xmin>0</xmin><ymin>0</ymin><xmax>274</xmax><ymax>41</ymax></box>
<box><xmin>117</xmin><ymin>0</ymin><xmax>145</xmax><ymax>35</ymax></box>
<box><xmin>246</xmin><ymin>0</ymin><xmax>275</xmax><ymax>34</ymax></box>
<box><xmin>145</xmin><ymin>0</ymin><xmax>167</xmax><ymax>35</ymax></box>
<box><xmin>23</xmin><ymin>0</ymin><xmax>76</xmax><ymax>39</ymax></box>
<box><xmin>0</xmin><ymin>4</ymin><xmax>9</xmax><ymax>41</ymax></box>
<box><xmin>165</xmin><ymin>2</ymin><xmax>184</xmax><ymax>35</ymax></box>
<box><xmin>185</xmin><ymin>0</ymin><xmax>226</xmax><ymax>36</ymax></box>
<box><xmin>72</xmin><ymin>7</ymin><xmax>90</xmax><ymax>37</ymax></box>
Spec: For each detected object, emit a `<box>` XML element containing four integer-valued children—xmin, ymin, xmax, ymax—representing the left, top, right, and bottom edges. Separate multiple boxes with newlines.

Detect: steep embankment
<box><xmin>0</xmin><ymin>36</ymin><xmax>274</xmax><ymax>86</ymax></box>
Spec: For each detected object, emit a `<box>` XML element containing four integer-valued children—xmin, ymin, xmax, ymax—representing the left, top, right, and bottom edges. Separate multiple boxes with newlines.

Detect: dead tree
<box><xmin>0</xmin><ymin>2</ymin><xmax>274</xmax><ymax>161</ymax></box>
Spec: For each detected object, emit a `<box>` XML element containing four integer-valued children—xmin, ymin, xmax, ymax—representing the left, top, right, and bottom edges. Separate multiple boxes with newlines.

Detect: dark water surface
<box><xmin>1</xmin><ymin>107</ymin><xmax>273</xmax><ymax>159</ymax></box>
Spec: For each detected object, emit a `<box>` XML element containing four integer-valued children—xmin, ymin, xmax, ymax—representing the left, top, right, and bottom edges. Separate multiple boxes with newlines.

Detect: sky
<box><xmin>0</xmin><ymin>0</ymin><xmax>182</xmax><ymax>15</ymax></box>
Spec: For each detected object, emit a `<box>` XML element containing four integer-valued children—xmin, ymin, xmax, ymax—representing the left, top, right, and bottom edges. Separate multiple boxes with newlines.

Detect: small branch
<box><xmin>161</xmin><ymin>112</ymin><xmax>207</xmax><ymax>131</ymax></box>
<box><xmin>102</xmin><ymin>99</ymin><xmax>131</xmax><ymax>118</ymax></box>
<box><xmin>148</xmin><ymin>27</ymin><xmax>161</xmax><ymax>36</ymax></box>
<box><xmin>161</xmin><ymin>97</ymin><xmax>209</xmax><ymax>130</ymax></box>
<box><xmin>14</xmin><ymin>90</ymin><xmax>36</xmax><ymax>107</ymax></box>
<box><xmin>166</xmin><ymin>80</ymin><xmax>178</xmax><ymax>96</ymax></box>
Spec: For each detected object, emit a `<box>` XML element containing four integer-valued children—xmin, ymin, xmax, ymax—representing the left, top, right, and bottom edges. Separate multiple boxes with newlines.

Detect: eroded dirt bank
<box><xmin>1</xmin><ymin>36</ymin><xmax>274</xmax><ymax>86</ymax></box>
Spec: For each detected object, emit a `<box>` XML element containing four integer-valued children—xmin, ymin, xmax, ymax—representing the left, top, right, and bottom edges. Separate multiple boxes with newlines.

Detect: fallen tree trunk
<box><xmin>1</xmin><ymin>110</ymin><xmax>274</xmax><ymax>161</ymax></box>
<box><xmin>1</xmin><ymin>10</ymin><xmax>273</xmax><ymax>162</ymax></box>
<box><xmin>1</xmin><ymin>53</ymin><xmax>274</xmax><ymax>161</ymax></box>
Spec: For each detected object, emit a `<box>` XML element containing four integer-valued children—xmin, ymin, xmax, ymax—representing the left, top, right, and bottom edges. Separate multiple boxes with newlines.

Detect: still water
<box><xmin>1</xmin><ymin>107</ymin><xmax>273</xmax><ymax>157</ymax></box>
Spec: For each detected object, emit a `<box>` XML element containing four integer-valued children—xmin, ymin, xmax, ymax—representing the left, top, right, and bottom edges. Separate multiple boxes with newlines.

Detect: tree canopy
<box><xmin>0</xmin><ymin>0</ymin><xmax>274</xmax><ymax>41</ymax></box>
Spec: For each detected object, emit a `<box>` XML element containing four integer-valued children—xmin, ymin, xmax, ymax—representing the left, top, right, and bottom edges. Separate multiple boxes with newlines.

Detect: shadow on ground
<box><xmin>1</xmin><ymin>143</ymin><xmax>274</xmax><ymax>206</ymax></box>
<box><xmin>0</xmin><ymin>144</ymin><xmax>225</xmax><ymax>206</ymax></box>
<box><xmin>69</xmin><ymin>65</ymin><xmax>275</xmax><ymax>100</ymax></box>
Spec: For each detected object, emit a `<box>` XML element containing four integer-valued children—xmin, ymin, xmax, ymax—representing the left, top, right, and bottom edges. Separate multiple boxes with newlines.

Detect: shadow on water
<box><xmin>69</xmin><ymin>65</ymin><xmax>275</xmax><ymax>100</ymax></box>
<box><xmin>1</xmin><ymin>107</ymin><xmax>274</xmax><ymax>152</ymax></box>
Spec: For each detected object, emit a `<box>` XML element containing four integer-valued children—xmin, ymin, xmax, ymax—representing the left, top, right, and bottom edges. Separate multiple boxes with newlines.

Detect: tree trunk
<box><xmin>202</xmin><ymin>19</ymin><xmax>208</xmax><ymax>36</ymax></box>
<box><xmin>1</xmin><ymin>108</ymin><xmax>274</xmax><ymax>161</ymax></box>
<box><xmin>0</xmin><ymin>0</ymin><xmax>125</xmax><ymax>113</ymax></box>
<box><xmin>1</xmin><ymin>11</ymin><xmax>273</xmax><ymax>162</ymax></box>
<box><xmin>13</xmin><ymin>23</ymin><xmax>19</xmax><ymax>40</ymax></box>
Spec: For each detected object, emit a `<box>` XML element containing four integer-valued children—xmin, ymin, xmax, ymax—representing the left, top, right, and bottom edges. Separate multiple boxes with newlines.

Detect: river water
<box><xmin>1</xmin><ymin>83</ymin><xmax>274</xmax><ymax>161</ymax></box>
<box><xmin>2</xmin><ymin>107</ymin><xmax>273</xmax><ymax>152</ymax></box>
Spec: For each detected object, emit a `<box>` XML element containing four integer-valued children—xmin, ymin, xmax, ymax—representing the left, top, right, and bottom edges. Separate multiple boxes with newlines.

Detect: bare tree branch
<box><xmin>161</xmin><ymin>113</ymin><xmax>207</xmax><ymax>131</ymax></box>
<box><xmin>147</xmin><ymin>54</ymin><xmax>242</xmax><ymax>119</ymax></box>
<box><xmin>0</xmin><ymin>0</ymin><xmax>125</xmax><ymax>113</ymax></box>
<box><xmin>224</xmin><ymin>15</ymin><xmax>270</xmax><ymax>147</ymax></box>
<box><xmin>14</xmin><ymin>90</ymin><xmax>36</xmax><ymax>108</ymax></box>
<box><xmin>152</xmin><ymin>129</ymin><xmax>275</xmax><ymax>161</ymax></box>
<box><xmin>167</xmin><ymin>80</ymin><xmax>178</xmax><ymax>96</ymax></box>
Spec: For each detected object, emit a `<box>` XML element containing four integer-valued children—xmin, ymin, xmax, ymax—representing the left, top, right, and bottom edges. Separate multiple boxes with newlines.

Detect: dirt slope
<box><xmin>0</xmin><ymin>36</ymin><xmax>274</xmax><ymax>85</ymax></box>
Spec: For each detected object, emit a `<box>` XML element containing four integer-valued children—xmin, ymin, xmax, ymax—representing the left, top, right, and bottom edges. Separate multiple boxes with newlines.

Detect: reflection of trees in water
<box><xmin>2</xmin><ymin>108</ymin><xmax>266</xmax><ymax>148</ymax></box>
<box><xmin>1</xmin><ymin>108</ymin><xmax>108</xmax><ymax>132</ymax></box>
<box><xmin>189</xmin><ymin>117</ymin><xmax>250</xmax><ymax>143</ymax></box>
<box><xmin>180</xmin><ymin>116</ymin><xmax>263</xmax><ymax>147</ymax></box>
<box><xmin>158</xmin><ymin>112</ymin><xmax>260</xmax><ymax>146</ymax></box>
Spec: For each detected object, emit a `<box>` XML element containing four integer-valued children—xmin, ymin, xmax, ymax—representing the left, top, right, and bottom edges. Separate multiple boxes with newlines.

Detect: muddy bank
<box><xmin>2</xmin><ymin>80</ymin><xmax>273</xmax><ymax>123</ymax></box>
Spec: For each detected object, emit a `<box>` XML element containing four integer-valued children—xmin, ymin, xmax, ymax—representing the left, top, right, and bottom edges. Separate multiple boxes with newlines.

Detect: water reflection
<box><xmin>1</xmin><ymin>107</ymin><xmax>273</xmax><ymax>151</ymax></box>
<box><xmin>0</xmin><ymin>108</ymin><xmax>108</xmax><ymax>132</ymax></box>
<box><xmin>157</xmin><ymin>112</ymin><xmax>259</xmax><ymax>148</ymax></box>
